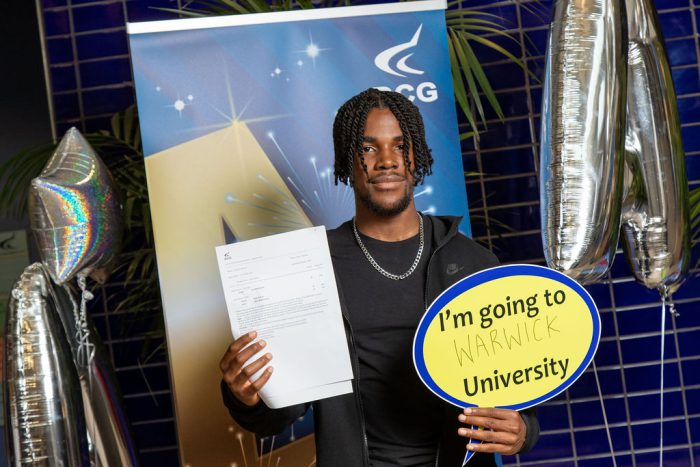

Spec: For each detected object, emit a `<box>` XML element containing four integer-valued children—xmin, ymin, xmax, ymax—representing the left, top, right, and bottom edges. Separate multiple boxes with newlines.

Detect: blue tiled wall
<box><xmin>37</xmin><ymin>0</ymin><xmax>700</xmax><ymax>465</ymax></box>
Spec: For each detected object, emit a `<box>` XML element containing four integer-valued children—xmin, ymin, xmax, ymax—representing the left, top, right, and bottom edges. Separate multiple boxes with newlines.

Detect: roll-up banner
<box><xmin>127</xmin><ymin>1</ymin><xmax>467</xmax><ymax>464</ymax></box>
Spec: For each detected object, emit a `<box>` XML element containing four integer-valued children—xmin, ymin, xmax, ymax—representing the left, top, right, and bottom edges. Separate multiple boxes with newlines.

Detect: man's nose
<box><xmin>376</xmin><ymin>147</ymin><xmax>400</xmax><ymax>169</ymax></box>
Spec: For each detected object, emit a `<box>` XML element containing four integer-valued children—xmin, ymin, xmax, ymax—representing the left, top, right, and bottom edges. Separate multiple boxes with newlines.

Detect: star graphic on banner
<box><xmin>167</xmin><ymin>93</ymin><xmax>195</xmax><ymax>117</ymax></box>
<box><xmin>260</xmin><ymin>131</ymin><xmax>354</xmax><ymax>220</ymax></box>
<box><xmin>306</xmin><ymin>42</ymin><xmax>320</xmax><ymax>58</ymax></box>
<box><xmin>295</xmin><ymin>32</ymin><xmax>330</xmax><ymax>69</ymax></box>
<box><xmin>169</xmin><ymin>96</ymin><xmax>186</xmax><ymax>117</ymax></box>
<box><xmin>185</xmin><ymin>61</ymin><xmax>288</xmax><ymax>136</ymax></box>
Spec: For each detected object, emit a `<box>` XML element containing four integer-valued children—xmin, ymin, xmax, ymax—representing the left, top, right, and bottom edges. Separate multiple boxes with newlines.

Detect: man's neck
<box><xmin>354</xmin><ymin>203</ymin><xmax>421</xmax><ymax>242</ymax></box>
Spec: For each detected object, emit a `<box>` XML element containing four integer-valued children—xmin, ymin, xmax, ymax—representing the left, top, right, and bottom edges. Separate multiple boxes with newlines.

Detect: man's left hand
<box><xmin>457</xmin><ymin>407</ymin><xmax>526</xmax><ymax>455</ymax></box>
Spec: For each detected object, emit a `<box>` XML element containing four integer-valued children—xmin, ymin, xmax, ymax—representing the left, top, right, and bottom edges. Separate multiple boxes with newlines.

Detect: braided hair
<box><xmin>333</xmin><ymin>88</ymin><xmax>433</xmax><ymax>186</ymax></box>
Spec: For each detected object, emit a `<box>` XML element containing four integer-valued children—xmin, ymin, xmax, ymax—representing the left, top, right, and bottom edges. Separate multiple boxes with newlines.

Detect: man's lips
<box><xmin>369</xmin><ymin>174</ymin><xmax>406</xmax><ymax>189</ymax></box>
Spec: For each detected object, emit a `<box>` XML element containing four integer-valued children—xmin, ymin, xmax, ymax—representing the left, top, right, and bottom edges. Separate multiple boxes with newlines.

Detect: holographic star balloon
<box><xmin>29</xmin><ymin>127</ymin><xmax>123</xmax><ymax>284</ymax></box>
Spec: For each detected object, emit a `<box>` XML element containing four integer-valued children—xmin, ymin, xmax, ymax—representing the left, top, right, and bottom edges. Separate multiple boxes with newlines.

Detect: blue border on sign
<box><xmin>412</xmin><ymin>264</ymin><xmax>601</xmax><ymax>410</ymax></box>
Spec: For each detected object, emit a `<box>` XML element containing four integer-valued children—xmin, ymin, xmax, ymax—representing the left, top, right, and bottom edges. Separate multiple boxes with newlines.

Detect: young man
<box><xmin>220</xmin><ymin>89</ymin><xmax>539</xmax><ymax>466</ymax></box>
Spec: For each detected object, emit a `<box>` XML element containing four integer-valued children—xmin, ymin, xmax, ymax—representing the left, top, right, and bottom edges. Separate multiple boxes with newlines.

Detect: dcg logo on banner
<box><xmin>373</xmin><ymin>24</ymin><xmax>438</xmax><ymax>103</ymax></box>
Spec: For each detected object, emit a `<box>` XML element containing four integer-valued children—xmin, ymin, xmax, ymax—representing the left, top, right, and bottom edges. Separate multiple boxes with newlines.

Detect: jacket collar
<box><xmin>426</xmin><ymin>214</ymin><xmax>463</xmax><ymax>250</ymax></box>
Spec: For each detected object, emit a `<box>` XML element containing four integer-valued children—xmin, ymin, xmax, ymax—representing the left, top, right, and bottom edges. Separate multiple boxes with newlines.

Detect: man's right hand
<box><xmin>220</xmin><ymin>331</ymin><xmax>274</xmax><ymax>407</ymax></box>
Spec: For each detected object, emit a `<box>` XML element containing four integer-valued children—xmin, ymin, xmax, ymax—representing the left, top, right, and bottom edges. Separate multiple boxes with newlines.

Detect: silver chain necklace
<box><xmin>352</xmin><ymin>214</ymin><xmax>424</xmax><ymax>280</ymax></box>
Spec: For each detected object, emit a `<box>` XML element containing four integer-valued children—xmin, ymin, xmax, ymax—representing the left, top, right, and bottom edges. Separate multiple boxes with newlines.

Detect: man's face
<box><xmin>352</xmin><ymin>107</ymin><xmax>416</xmax><ymax>217</ymax></box>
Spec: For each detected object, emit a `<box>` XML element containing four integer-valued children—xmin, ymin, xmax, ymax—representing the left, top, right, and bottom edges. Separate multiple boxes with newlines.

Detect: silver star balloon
<box><xmin>29</xmin><ymin>127</ymin><xmax>123</xmax><ymax>285</ymax></box>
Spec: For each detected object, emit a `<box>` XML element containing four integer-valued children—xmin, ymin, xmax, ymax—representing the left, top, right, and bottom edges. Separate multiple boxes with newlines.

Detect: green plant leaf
<box><xmin>446</xmin><ymin>18</ymin><xmax>509</xmax><ymax>30</ymax></box>
<box><xmin>452</xmin><ymin>29</ymin><xmax>488</xmax><ymax>124</ymax></box>
<box><xmin>458</xmin><ymin>32</ymin><xmax>504</xmax><ymax>120</ymax></box>
<box><xmin>240</xmin><ymin>0</ymin><xmax>271</xmax><ymax>13</ymax></box>
<box><xmin>124</xmin><ymin>105</ymin><xmax>137</xmax><ymax>148</ymax></box>
<box><xmin>142</xmin><ymin>202</ymin><xmax>153</xmax><ymax>245</ymax></box>
<box><xmin>188</xmin><ymin>0</ymin><xmax>244</xmax><ymax>14</ymax></box>
<box><xmin>153</xmin><ymin>7</ymin><xmax>209</xmax><ymax>18</ymax></box>
<box><xmin>463</xmin><ymin>31</ymin><xmax>538</xmax><ymax>82</ymax></box>
<box><xmin>447</xmin><ymin>29</ymin><xmax>478</xmax><ymax>139</ymax></box>
<box><xmin>445</xmin><ymin>9</ymin><xmax>507</xmax><ymax>21</ymax></box>
<box><xmin>0</xmin><ymin>143</ymin><xmax>55</xmax><ymax>218</ymax></box>
<box><xmin>214</xmin><ymin>0</ymin><xmax>256</xmax><ymax>11</ymax></box>
<box><xmin>111</xmin><ymin>112</ymin><xmax>122</xmax><ymax>140</ymax></box>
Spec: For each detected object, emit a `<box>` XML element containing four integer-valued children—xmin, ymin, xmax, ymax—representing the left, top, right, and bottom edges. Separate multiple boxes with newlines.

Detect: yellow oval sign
<box><xmin>413</xmin><ymin>264</ymin><xmax>600</xmax><ymax>409</ymax></box>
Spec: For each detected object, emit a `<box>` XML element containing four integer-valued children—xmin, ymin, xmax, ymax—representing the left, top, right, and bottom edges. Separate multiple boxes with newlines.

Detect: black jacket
<box><xmin>222</xmin><ymin>215</ymin><xmax>540</xmax><ymax>466</ymax></box>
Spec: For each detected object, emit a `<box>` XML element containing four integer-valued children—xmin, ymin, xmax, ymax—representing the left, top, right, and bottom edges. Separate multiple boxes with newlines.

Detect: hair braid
<box><xmin>382</xmin><ymin>97</ymin><xmax>414</xmax><ymax>178</ymax></box>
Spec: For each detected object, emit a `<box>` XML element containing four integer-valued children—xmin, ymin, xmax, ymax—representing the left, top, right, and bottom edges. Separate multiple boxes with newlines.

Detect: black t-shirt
<box><xmin>332</xmin><ymin>216</ymin><xmax>444</xmax><ymax>466</ymax></box>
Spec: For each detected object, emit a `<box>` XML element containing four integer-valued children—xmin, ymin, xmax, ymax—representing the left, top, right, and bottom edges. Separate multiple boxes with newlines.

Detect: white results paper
<box><xmin>216</xmin><ymin>226</ymin><xmax>353</xmax><ymax>408</ymax></box>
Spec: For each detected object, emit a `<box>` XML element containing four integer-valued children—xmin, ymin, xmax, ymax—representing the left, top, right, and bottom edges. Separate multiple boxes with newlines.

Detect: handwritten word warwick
<box><xmin>452</xmin><ymin>315</ymin><xmax>560</xmax><ymax>365</ymax></box>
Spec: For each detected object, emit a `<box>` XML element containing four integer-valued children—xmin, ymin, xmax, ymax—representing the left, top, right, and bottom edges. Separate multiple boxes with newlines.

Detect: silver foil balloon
<box><xmin>540</xmin><ymin>0</ymin><xmax>628</xmax><ymax>284</ymax></box>
<box><xmin>620</xmin><ymin>0</ymin><xmax>691</xmax><ymax>295</ymax></box>
<box><xmin>4</xmin><ymin>263</ymin><xmax>89</xmax><ymax>466</ymax></box>
<box><xmin>50</xmin><ymin>281</ymin><xmax>139</xmax><ymax>467</ymax></box>
<box><xmin>29</xmin><ymin>127</ymin><xmax>123</xmax><ymax>285</ymax></box>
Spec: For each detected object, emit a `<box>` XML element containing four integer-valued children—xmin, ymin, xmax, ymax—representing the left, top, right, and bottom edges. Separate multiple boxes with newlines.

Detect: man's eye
<box><xmin>362</xmin><ymin>146</ymin><xmax>374</xmax><ymax>153</ymax></box>
<box><xmin>396</xmin><ymin>144</ymin><xmax>406</xmax><ymax>151</ymax></box>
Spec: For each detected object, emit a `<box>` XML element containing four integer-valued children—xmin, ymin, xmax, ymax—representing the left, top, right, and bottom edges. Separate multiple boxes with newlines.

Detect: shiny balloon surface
<box><xmin>621</xmin><ymin>0</ymin><xmax>691</xmax><ymax>294</ymax></box>
<box><xmin>4</xmin><ymin>263</ymin><xmax>89</xmax><ymax>466</ymax></box>
<box><xmin>29</xmin><ymin>127</ymin><xmax>122</xmax><ymax>285</ymax></box>
<box><xmin>540</xmin><ymin>0</ymin><xmax>627</xmax><ymax>284</ymax></box>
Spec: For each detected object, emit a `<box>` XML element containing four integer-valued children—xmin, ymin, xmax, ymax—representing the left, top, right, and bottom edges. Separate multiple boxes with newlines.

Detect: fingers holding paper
<box><xmin>220</xmin><ymin>331</ymin><xmax>274</xmax><ymax>407</ymax></box>
<box><xmin>457</xmin><ymin>407</ymin><xmax>526</xmax><ymax>455</ymax></box>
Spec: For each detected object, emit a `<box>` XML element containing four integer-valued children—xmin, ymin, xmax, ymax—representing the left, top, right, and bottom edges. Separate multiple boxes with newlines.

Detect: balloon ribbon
<box><xmin>76</xmin><ymin>274</ymin><xmax>96</xmax><ymax>368</ymax></box>
<box><xmin>592</xmin><ymin>359</ymin><xmax>617</xmax><ymax>467</ymax></box>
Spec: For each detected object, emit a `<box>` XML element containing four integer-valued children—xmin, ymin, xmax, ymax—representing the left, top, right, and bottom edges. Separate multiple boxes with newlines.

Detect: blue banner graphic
<box><xmin>128</xmin><ymin>2</ymin><xmax>469</xmax><ymax>464</ymax></box>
